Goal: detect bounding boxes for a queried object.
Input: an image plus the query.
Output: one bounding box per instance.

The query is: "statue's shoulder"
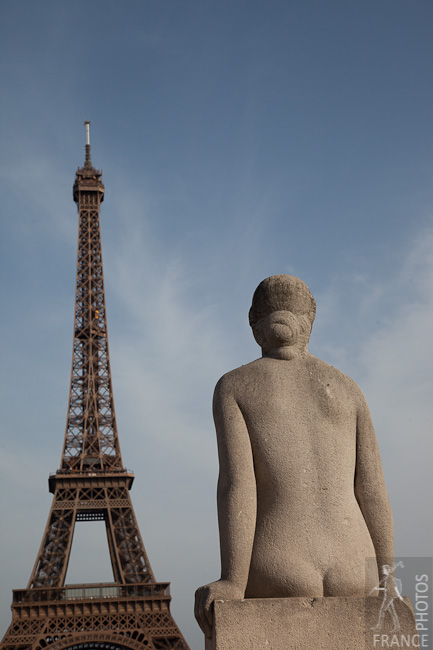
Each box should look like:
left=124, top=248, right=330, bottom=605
left=305, top=354, right=364, bottom=398
left=214, top=359, right=263, bottom=396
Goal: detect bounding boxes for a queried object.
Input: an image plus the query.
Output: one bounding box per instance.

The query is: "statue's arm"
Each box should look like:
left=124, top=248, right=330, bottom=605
left=354, top=393, right=394, bottom=572
left=194, top=374, right=256, bottom=637
left=214, top=375, right=257, bottom=587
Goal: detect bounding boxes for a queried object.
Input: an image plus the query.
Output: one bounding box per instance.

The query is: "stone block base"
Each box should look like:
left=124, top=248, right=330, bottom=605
left=205, top=597, right=418, bottom=650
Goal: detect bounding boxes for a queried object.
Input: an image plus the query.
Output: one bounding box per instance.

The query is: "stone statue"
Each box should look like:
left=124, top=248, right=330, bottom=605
left=195, top=275, right=394, bottom=639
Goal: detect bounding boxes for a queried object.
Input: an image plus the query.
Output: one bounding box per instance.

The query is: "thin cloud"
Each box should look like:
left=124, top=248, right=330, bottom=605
left=313, top=226, right=433, bottom=557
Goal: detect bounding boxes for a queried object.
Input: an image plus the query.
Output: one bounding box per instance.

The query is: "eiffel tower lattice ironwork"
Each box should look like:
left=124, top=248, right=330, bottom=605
left=0, top=123, right=190, bottom=650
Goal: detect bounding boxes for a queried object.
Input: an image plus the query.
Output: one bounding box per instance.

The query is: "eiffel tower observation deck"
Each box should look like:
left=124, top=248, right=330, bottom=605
left=0, top=123, right=190, bottom=650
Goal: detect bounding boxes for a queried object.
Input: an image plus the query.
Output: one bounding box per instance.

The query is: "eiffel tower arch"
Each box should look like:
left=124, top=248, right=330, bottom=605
left=0, top=123, right=190, bottom=650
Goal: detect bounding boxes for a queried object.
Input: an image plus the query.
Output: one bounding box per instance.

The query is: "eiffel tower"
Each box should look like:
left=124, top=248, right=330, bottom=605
left=0, top=123, right=190, bottom=650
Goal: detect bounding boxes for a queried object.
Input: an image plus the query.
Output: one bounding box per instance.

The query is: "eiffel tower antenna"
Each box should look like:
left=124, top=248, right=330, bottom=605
left=0, top=124, right=190, bottom=650
left=84, top=120, right=92, bottom=167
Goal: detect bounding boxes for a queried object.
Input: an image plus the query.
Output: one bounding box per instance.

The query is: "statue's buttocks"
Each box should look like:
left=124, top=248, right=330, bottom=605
left=195, top=275, right=394, bottom=639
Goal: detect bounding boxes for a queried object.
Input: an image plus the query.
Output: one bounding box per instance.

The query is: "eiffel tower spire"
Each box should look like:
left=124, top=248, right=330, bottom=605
left=0, top=124, right=190, bottom=650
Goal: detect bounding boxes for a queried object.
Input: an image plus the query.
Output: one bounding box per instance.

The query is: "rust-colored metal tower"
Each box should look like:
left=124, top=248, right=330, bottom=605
left=0, top=123, right=190, bottom=650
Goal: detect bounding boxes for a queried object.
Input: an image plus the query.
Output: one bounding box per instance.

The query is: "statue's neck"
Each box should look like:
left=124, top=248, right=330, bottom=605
left=262, top=344, right=309, bottom=361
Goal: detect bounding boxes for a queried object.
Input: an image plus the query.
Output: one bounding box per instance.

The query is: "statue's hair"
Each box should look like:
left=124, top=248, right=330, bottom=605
left=249, top=275, right=316, bottom=327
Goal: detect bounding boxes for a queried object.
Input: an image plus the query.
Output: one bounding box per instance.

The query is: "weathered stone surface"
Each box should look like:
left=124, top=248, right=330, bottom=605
left=206, top=597, right=418, bottom=650
left=195, top=275, right=396, bottom=642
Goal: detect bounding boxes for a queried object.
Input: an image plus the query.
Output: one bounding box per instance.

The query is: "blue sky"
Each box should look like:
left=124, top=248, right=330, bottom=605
left=0, top=2, right=432, bottom=649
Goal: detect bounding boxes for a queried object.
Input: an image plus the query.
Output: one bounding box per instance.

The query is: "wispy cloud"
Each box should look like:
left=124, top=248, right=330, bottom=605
left=313, top=225, right=433, bottom=556
left=0, top=154, right=76, bottom=242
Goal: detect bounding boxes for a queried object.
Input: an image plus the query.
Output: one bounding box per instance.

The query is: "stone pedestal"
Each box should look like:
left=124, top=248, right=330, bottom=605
left=205, top=597, right=418, bottom=650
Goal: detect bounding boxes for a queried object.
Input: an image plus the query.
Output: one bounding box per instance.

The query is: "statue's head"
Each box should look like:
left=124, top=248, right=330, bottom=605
left=249, top=275, right=316, bottom=357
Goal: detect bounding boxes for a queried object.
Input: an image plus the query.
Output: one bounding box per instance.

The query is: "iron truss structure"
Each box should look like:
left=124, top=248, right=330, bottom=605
left=0, top=126, right=190, bottom=650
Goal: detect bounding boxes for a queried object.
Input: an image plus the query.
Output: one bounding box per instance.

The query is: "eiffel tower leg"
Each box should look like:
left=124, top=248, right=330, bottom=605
left=105, top=493, right=153, bottom=584
left=28, top=496, right=76, bottom=589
